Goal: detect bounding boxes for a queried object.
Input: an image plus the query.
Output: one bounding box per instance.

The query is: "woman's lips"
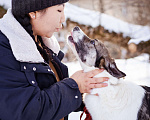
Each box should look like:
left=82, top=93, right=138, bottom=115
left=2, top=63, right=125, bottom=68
left=55, top=27, right=62, bottom=32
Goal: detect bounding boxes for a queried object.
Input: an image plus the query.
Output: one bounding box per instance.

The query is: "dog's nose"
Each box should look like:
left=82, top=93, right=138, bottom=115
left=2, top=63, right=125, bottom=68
left=73, top=26, right=80, bottom=31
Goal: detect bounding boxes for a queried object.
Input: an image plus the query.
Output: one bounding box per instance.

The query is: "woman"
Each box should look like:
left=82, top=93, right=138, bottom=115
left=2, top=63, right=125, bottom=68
left=0, top=0, right=108, bottom=120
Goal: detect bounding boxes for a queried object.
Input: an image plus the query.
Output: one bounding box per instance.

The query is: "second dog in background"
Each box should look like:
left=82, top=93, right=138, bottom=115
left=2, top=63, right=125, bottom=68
left=68, top=26, right=149, bottom=120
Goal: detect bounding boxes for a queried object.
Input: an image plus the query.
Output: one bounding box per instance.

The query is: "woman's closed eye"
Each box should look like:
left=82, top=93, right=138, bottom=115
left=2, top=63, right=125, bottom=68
left=57, top=10, right=62, bottom=12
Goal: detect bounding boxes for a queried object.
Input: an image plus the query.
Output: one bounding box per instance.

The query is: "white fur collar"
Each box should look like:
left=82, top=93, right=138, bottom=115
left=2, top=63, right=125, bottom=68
left=0, top=9, right=60, bottom=63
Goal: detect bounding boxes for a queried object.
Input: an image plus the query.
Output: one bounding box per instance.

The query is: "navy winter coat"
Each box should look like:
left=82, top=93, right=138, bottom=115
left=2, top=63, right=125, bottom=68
left=0, top=9, right=82, bottom=120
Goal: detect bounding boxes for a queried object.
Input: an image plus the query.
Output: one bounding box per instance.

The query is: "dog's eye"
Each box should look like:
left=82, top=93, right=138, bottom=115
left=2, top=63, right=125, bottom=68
left=90, top=40, right=95, bottom=45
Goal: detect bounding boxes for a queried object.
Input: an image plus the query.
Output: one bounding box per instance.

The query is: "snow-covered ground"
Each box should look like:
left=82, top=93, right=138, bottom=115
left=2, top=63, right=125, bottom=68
left=66, top=53, right=150, bottom=120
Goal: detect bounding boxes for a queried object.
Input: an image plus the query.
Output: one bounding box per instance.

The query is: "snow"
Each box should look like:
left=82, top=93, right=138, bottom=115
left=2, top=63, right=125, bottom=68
left=64, top=3, right=150, bottom=44
left=128, top=34, right=150, bottom=44
left=66, top=53, right=150, bottom=120
left=0, top=0, right=11, bottom=9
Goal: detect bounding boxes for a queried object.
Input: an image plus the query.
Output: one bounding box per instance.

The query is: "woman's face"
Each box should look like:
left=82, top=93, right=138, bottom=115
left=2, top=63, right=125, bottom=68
left=30, top=4, right=65, bottom=38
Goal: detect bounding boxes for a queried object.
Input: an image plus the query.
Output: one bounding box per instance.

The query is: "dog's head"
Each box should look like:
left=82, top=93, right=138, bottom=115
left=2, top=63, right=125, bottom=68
left=68, top=26, right=126, bottom=79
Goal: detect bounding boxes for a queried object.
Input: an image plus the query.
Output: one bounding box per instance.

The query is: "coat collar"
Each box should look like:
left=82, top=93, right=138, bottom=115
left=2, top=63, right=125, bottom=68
left=0, top=9, right=44, bottom=63
left=0, top=9, right=60, bottom=63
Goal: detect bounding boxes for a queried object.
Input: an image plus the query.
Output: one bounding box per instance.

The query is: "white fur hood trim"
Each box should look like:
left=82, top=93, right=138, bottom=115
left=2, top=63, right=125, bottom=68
left=0, top=9, right=60, bottom=63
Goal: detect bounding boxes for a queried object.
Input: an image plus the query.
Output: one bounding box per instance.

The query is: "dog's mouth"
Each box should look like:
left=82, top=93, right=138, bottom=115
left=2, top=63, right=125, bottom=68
left=68, top=35, right=74, bottom=44
left=68, top=31, right=76, bottom=45
left=68, top=26, right=82, bottom=45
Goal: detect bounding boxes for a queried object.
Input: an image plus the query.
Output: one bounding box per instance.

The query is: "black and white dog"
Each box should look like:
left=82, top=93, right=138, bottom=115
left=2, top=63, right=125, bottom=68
left=68, top=26, right=150, bottom=120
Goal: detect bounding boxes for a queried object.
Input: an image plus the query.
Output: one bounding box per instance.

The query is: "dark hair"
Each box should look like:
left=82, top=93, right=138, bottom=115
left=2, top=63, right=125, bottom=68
left=12, top=0, right=69, bottom=16
left=14, top=13, right=51, bottom=64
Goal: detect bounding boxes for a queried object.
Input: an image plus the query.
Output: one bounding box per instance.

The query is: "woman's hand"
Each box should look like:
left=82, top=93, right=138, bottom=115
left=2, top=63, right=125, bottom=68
left=70, top=69, right=108, bottom=93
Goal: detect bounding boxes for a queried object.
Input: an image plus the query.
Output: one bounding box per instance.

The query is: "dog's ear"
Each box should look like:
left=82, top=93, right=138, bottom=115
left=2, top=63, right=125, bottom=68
left=94, top=40, right=126, bottom=78
left=97, top=57, right=126, bottom=78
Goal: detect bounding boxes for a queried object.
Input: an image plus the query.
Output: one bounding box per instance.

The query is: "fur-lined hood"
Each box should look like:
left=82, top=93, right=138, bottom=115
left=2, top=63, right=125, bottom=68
left=0, top=9, right=60, bottom=63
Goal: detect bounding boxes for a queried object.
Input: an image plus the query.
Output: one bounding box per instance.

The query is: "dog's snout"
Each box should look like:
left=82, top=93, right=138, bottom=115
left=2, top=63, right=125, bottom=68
left=73, top=26, right=80, bottom=31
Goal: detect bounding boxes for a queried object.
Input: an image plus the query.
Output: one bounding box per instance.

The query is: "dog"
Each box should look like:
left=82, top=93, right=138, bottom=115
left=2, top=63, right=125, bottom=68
left=68, top=26, right=150, bottom=120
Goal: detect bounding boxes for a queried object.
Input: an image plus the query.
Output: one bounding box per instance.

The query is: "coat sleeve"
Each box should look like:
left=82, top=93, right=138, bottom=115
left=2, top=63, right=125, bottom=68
left=0, top=54, right=82, bottom=120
